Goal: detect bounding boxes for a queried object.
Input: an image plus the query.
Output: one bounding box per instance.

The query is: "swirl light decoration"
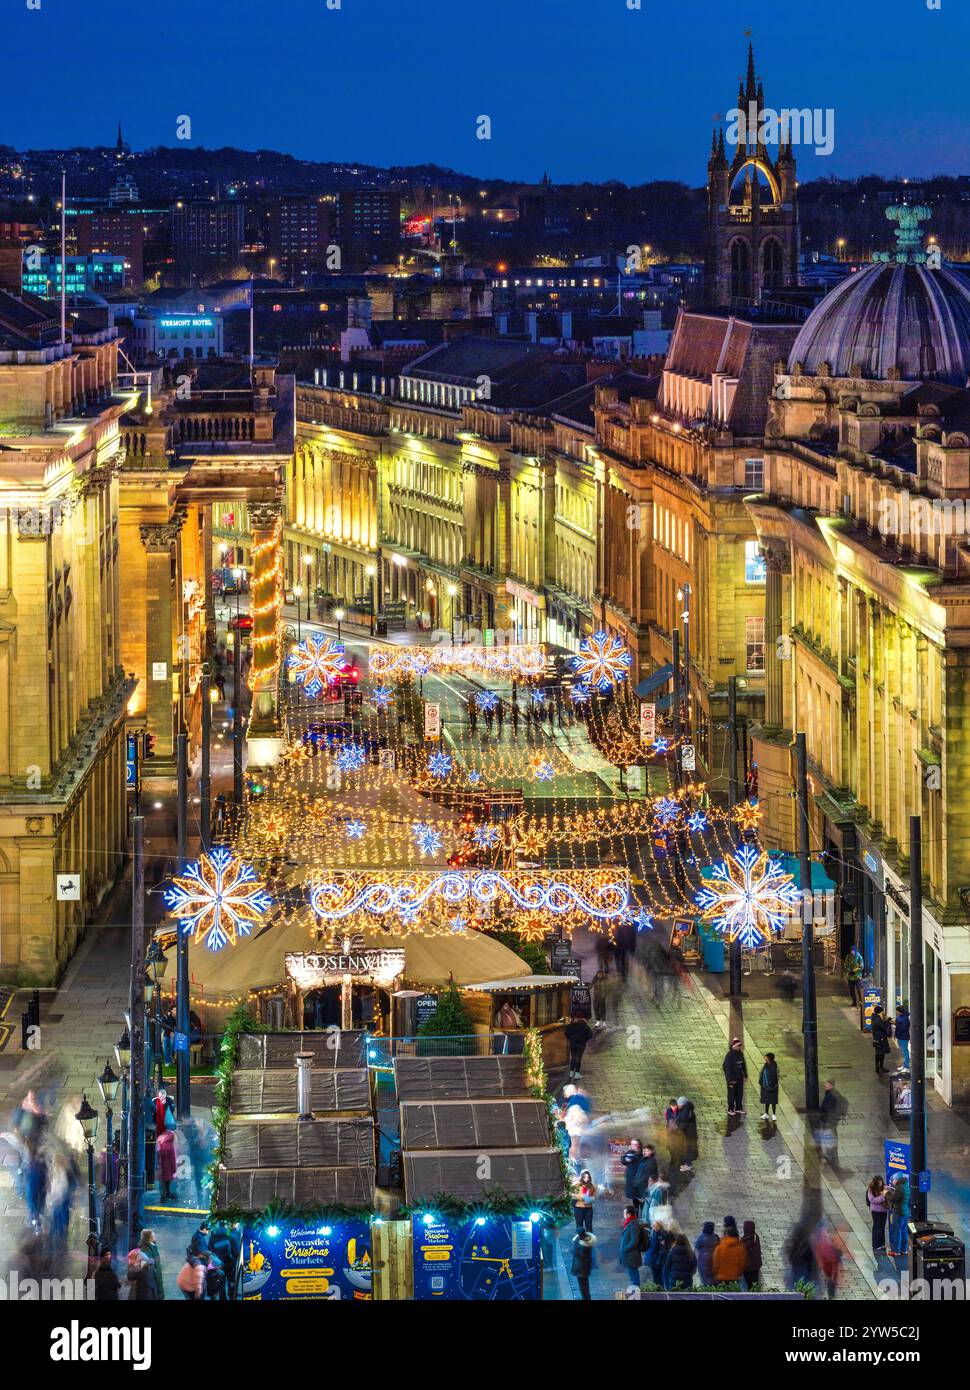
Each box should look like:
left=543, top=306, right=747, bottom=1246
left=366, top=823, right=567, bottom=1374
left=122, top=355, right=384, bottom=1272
left=369, top=643, right=546, bottom=681
left=695, top=844, right=801, bottom=949
left=571, top=631, right=632, bottom=692
left=163, top=847, right=272, bottom=951
left=287, top=633, right=347, bottom=698
left=309, top=869, right=631, bottom=932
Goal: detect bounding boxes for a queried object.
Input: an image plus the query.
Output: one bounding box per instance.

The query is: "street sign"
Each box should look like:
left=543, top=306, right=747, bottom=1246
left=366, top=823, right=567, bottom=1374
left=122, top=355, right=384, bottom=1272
left=918, top=1169, right=932, bottom=1193
left=379, top=749, right=396, bottom=770
left=483, top=628, right=494, bottom=647
left=884, top=1138, right=910, bottom=1181
left=126, top=732, right=139, bottom=789
left=56, top=874, right=81, bottom=902
left=424, top=703, right=441, bottom=739
left=681, top=743, right=696, bottom=771
left=639, top=703, right=656, bottom=743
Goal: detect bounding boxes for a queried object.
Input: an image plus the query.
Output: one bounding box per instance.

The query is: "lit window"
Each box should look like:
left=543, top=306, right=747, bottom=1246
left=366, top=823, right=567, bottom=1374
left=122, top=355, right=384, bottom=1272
left=744, top=541, right=766, bottom=584
left=744, top=457, right=765, bottom=491
left=746, top=616, right=766, bottom=673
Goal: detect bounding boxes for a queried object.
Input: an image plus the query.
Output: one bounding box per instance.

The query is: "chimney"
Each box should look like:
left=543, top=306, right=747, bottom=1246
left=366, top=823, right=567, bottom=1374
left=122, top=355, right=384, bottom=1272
left=295, top=1052, right=314, bottom=1120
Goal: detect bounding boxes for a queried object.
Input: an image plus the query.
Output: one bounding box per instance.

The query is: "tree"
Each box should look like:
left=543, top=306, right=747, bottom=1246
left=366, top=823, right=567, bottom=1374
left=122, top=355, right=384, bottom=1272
left=417, top=980, right=473, bottom=1037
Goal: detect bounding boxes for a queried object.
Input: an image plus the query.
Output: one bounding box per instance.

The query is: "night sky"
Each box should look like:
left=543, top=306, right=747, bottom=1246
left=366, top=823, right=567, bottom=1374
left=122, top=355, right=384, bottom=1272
left=5, top=0, right=967, bottom=183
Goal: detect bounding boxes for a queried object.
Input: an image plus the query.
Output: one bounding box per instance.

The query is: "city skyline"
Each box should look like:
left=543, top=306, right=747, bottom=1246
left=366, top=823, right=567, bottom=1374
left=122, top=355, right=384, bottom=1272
left=5, top=0, right=969, bottom=184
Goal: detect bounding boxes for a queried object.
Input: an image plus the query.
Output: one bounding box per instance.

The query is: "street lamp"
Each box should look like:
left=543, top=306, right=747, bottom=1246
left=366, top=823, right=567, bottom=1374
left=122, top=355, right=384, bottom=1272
left=146, top=940, right=168, bottom=1092
left=114, top=1028, right=130, bottom=1187
left=447, top=583, right=458, bottom=645
left=334, top=607, right=345, bottom=645
left=366, top=564, right=376, bottom=636
left=294, top=585, right=302, bottom=641
left=75, top=1094, right=99, bottom=1271
left=97, top=1061, right=120, bottom=1198
left=303, top=553, right=313, bottom=621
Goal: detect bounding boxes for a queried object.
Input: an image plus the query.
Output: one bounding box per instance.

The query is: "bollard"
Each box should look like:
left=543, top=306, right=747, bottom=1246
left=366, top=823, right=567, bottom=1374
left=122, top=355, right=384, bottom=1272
left=21, top=1011, right=30, bottom=1051
left=30, top=989, right=40, bottom=1028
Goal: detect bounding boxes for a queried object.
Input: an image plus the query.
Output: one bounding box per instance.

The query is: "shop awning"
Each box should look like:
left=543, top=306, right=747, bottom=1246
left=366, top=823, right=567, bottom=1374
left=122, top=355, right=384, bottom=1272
left=634, top=663, right=674, bottom=700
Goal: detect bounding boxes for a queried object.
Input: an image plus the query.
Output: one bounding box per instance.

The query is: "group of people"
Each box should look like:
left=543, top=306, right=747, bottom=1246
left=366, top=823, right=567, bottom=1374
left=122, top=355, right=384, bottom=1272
left=870, top=1004, right=911, bottom=1074
left=95, top=1220, right=241, bottom=1302
left=613, top=1210, right=765, bottom=1294
left=3, top=1090, right=83, bottom=1265
left=865, top=1173, right=910, bottom=1257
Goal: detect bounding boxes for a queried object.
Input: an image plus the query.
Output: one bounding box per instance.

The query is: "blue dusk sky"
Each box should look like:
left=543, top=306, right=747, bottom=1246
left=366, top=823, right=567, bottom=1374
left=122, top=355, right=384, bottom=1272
left=3, top=0, right=967, bottom=184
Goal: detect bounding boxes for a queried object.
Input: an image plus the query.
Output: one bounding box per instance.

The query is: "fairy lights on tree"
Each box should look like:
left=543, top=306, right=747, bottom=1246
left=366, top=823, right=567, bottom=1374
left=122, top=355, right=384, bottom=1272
left=164, top=848, right=272, bottom=951
left=694, top=844, right=801, bottom=949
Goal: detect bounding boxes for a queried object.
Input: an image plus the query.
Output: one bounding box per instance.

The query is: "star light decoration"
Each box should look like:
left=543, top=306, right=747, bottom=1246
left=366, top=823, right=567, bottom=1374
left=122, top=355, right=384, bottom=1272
left=335, top=743, right=367, bottom=772
left=163, top=847, right=271, bottom=952
left=345, top=819, right=367, bottom=840
left=653, top=797, right=680, bottom=827
left=571, top=630, right=632, bottom=693
left=531, top=689, right=546, bottom=707
left=427, top=750, right=453, bottom=779
left=687, top=811, right=708, bottom=833
left=732, top=799, right=762, bottom=832
left=472, top=824, right=501, bottom=850
left=475, top=689, right=499, bottom=712
left=695, top=844, right=802, bottom=949
left=651, top=736, right=671, bottom=755
left=370, top=686, right=394, bottom=710
left=532, top=758, right=556, bottom=783
left=413, top=824, right=443, bottom=856
left=287, top=633, right=346, bottom=698
left=570, top=683, right=591, bottom=705
left=626, top=906, right=654, bottom=933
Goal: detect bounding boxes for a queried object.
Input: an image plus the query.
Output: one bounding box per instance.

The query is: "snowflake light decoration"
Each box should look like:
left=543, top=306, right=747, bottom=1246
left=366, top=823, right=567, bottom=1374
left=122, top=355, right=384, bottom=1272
left=687, top=811, right=708, bottom=833
left=626, top=906, right=654, bottom=933
left=651, top=736, right=671, bottom=755
left=164, top=847, right=271, bottom=952
left=345, top=819, right=367, bottom=840
left=287, top=633, right=346, bottom=698
left=475, top=689, right=499, bottom=712
left=533, top=758, right=556, bottom=783
left=413, top=824, right=443, bottom=856
left=467, top=770, right=482, bottom=784
left=570, top=683, right=591, bottom=704
left=653, top=797, right=680, bottom=827
left=571, top=630, right=632, bottom=693
left=531, top=689, right=546, bottom=707
left=472, top=824, right=500, bottom=849
left=335, top=743, right=367, bottom=772
left=427, top=751, right=453, bottom=779
left=370, top=686, right=394, bottom=709
left=733, top=799, right=761, bottom=832
left=695, top=844, right=801, bottom=949
left=450, top=914, right=468, bottom=934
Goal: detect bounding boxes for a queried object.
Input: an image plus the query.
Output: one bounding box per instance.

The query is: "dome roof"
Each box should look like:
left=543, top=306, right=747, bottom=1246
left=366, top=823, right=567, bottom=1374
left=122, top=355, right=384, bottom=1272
left=788, top=264, right=970, bottom=384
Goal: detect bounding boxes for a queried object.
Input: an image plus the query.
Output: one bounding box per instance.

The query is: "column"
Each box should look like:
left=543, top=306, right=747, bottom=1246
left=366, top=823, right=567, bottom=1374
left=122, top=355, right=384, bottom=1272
left=139, top=521, right=181, bottom=760
left=763, top=543, right=790, bottom=731
left=246, top=499, right=284, bottom=768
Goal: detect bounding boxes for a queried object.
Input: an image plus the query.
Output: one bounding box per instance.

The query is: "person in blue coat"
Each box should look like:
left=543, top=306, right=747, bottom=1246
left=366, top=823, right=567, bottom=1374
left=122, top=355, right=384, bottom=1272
left=694, top=1221, right=719, bottom=1284
left=663, top=1232, right=697, bottom=1290
left=894, top=1004, right=911, bottom=1070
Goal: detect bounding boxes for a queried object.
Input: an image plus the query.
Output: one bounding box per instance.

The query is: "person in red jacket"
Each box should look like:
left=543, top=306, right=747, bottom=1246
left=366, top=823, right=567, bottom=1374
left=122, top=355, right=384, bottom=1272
left=156, top=1127, right=177, bottom=1202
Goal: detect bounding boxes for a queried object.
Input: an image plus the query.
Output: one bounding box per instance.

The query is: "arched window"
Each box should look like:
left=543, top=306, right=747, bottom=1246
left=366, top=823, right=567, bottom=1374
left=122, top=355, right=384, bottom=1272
left=730, top=240, right=751, bottom=302
left=762, top=238, right=783, bottom=290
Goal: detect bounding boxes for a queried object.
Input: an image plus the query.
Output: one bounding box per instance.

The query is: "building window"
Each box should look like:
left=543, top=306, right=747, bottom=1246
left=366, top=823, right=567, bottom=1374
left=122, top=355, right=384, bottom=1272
left=744, top=540, right=766, bottom=584
left=746, top=616, right=766, bottom=672
left=744, top=457, right=764, bottom=491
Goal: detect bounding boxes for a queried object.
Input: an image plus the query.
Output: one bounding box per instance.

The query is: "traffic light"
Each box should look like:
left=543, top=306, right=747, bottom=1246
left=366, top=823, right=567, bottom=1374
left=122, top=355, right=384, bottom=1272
left=141, top=732, right=156, bottom=760
left=247, top=776, right=265, bottom=800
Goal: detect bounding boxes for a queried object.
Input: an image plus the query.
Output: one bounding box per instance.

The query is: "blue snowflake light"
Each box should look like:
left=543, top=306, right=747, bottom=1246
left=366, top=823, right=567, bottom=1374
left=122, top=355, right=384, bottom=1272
left=627, top=906, right=654, bottom=933
left=472, top=824, right=500, bottom=849
left=687, top=811, right=708, bottom=833
left=570, top=683, right=591, bottom=704
left=427, top=751, right=453, bottom=779
left=335, top=743, right=367, bottom=772
left=695, top=844, right=802, bottom=949
left=475, top=689, right=499, bottom=712
left=533, top=758, right=556, bottom=782
left=287, top=633, right=346, bottom=698
left=370, top=686, right=394, bottom=709
left=651, top=736, right=671, bottom=755
left=412, top=824, right=443, bottom=856
left=571, top=630, right=632, bottom=693
left=467, top=770, right=482, bottom=784
left=164, top=848, right=271, bottom=952
left=653, top=797, right=680, bottom=826
left=531, top=689, right=546, bottom=707
left=450, top=914, right=468, bottom=933
left=345, top=819, right=367, bottom=840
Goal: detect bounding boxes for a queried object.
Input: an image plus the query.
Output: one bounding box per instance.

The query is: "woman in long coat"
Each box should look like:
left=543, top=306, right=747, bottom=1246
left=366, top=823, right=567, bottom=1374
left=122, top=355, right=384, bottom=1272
left=674, top=1096, right=699, bottom=1171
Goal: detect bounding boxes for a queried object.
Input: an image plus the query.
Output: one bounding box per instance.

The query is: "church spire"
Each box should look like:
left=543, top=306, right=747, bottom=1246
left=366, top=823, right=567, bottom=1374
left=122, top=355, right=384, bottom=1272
left=745, top=42, right=757, bottom=102
left=116, top=121, right=124, bottom=152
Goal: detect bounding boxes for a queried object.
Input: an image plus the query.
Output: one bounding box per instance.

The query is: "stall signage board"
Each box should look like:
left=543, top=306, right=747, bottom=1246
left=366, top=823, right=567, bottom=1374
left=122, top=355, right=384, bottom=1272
left=241, top=1221, right=373, bottom=1301
left=560, top=957, right=582, bottom=979
left=570, top=983, right=592, bottom=1017
left=551, top=940, right=573, bottom=968
left=412, top=1216, right=540, bottom=1301
left=284, top=949, right=406, bottom=989
left=424, top=703, right=441, bottom=739
left=884, top=1138, right=910, bottom=1182
left=639, top=703, right=656, bottom=743
left=415, top=993, right=438, bottom=1027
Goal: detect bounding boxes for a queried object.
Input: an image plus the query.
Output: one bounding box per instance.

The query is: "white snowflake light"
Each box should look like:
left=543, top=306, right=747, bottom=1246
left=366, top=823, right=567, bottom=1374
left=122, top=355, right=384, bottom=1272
left=370, top=686, right=393, bottom=709
left=533, top=758, right=556, bottom=782
left=472, top=824, right=500, bottom=849
left=476, top=689, right=498, bottom=712
left=336, top=743, right=367, bottom=772
left=695, top=844, right=801, bottom=949
left=164, top=848, right=271, bottom=952
left=427, top=751, right=453, bottom=779
left=287, top=633, right=346, bottom=698
left=413, top=824, right=443, bottom=856
left=571, top=630, right=632, bottom=693
left=345, top=819, right=367, bottom=839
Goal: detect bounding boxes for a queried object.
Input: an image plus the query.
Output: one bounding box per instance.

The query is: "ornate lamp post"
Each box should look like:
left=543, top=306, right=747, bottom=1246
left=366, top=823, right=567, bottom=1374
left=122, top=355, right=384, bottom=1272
left=334, top=607, right=345, bottom=645
left=114, top=1027, right=130, bottom=1187
left=303, top=553, right=313, bottom=621
left=146, top=939, right=169, bottom=1091
left=75, top=1094, right=99, bottom=1272
left=97, top=1061, right=120, bottom=1198
left=366, top=565, right=376, bottom=636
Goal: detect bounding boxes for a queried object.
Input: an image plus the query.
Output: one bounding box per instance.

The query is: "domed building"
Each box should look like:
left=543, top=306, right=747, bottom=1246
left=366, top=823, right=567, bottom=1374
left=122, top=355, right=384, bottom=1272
left=745, top=203, right=970, bottom=1109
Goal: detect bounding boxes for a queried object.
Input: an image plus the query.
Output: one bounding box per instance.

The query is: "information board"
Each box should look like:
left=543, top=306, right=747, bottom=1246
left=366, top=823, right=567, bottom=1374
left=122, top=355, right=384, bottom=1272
left=412, top=1216, right=541, bottom=1301
left=241, top=1221, right=373, bottom=1301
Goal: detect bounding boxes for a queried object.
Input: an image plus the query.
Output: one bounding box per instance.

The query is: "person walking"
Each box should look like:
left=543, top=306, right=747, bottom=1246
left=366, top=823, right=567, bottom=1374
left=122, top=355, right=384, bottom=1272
left=674, top=1095, right=698, bottom=1172
left=866, top=1175, right=889, bottom=1254
left=741, top=1219, right=763, bottom=1290
left=663, top=1232, right=697, bottom=1290
left=843, top=946, right=865, bottom=1005
left=646, top=1221, right=673, bottom=1289
left=93, top=1249, right=120, bottom=1301
left=510, top=696, right=519, bottom=735
left=177, top=1251, right=206, bottom=1300
left=622, top=1140, right=649, bottom=1214
left=591, top=969, right=608, bottom=1028
left=564, top=1013, right=593, bottom=1080
left=813, top=1221, right=844, bottom=1299
left=759, top=1052, right=780, bottom=1121
left=894, top=1003, right=911, bottom=1070
left=572, top=1169, right=596, bottom=1232
left=712, top=1218, right=747, bottom=1285
left=467, top=696, right=477, bottom=735
left=871, top=1007, right=891, bottom=1075
left=723, top=1038, right=748, bottom=1115
left=138, top=1229, right=164, bottom=1300
left=817, top=1079, right=844, bottom=1166
left=694, top=1222, right=719, bottom=1285
left=618, top=1205, right=646, bottom=1288
left=126, top=1249, right=158, bottom=1300
left=156, top=1125, right=177, bottom=1202
left=645, top=1177, right=671, bottom=1226
left=887, top=1173, right=910, bottom=1256
left=495, top=700, right=504, bottom=738
left=571, top=1231, right=596, bottom=1300
left=664, top=1099, right=681, bottom=1172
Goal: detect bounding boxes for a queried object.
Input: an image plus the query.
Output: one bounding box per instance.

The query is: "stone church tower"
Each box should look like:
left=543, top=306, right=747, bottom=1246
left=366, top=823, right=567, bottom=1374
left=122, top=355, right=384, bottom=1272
left=705, top=45, right=800, bottom=305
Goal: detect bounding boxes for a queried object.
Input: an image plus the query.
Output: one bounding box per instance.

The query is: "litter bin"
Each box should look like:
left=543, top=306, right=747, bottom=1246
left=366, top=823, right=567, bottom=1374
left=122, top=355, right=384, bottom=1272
left=908, top=1220, right=966, bottom=1298
left=375, top=617, right=388, bottom=637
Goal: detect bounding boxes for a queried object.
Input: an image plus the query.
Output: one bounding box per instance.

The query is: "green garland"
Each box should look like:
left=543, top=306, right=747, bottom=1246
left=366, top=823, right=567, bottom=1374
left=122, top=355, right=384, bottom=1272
left=400, top=1186, right=571, bottom=1225
left=207, top=1003, right=269, bottom=1212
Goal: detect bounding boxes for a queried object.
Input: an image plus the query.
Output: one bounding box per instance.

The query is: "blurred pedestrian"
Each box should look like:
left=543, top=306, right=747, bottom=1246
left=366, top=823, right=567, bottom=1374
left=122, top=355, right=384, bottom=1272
left=817, top=1079, right=844, bottom=1166
left=723, top=1038, right=748, bottom=1115
left=712, top=1218, right=746, bottom=1285
left=663, top=1232, right=696, bottom=1290
left=126, top=1249, right=158, bottom=1301
left=813, top=1221, right=844, bottom=1299
left=894, top=1003, right=911, bottom=1070
left=564, top=1013, right=593, bottom=1080
left=467, top=696, right=477, bottom=734
left=138, top=1228, right=164, bottom=1300
left=664, top=1098, right=681, bottom=1171
left=11, top=1089, right=46, bottom=1144
left=645, top=1177, right=672, bottom=1226
left=572, top=1168, right=596, bottom=1232
left=177, top=1251, right=206, bottom=1300
left=618, top=1204, right=646, bottom=1288
left=646, top=1220, right=673, bottom=1287
left=46, top=1148, right=79, bottom=1254
left=93, top=1249, right=120, bottom=1301
left=204, top=1251, right=227, bottom=1301
left=741, top=1219, right=763, bottom=1289
left=843, top=946, right=864, bottom=1005
left=156, top=1125, right=177, bottom=1201
left=591, top=969, right=608, bottom=1027
left=496, top=700, right=504, bottom=737
left=784, top=1217, right=818, bottom=1292
left=571, top=1230, right=596, bottom=1300
left=871, top=1007, right=891, bottom=1075
left=866, top=1175, right=888, bottom=1254
left=759, top=1052, right=780, bottom=1121
left=674, top=1095, right=698, bottom=1172
left=23, top=1138, right=47, bottom=1229
left=694, top=1221, right=719, bottom=1285
left=622, top=1138, right=647, bottom=1211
